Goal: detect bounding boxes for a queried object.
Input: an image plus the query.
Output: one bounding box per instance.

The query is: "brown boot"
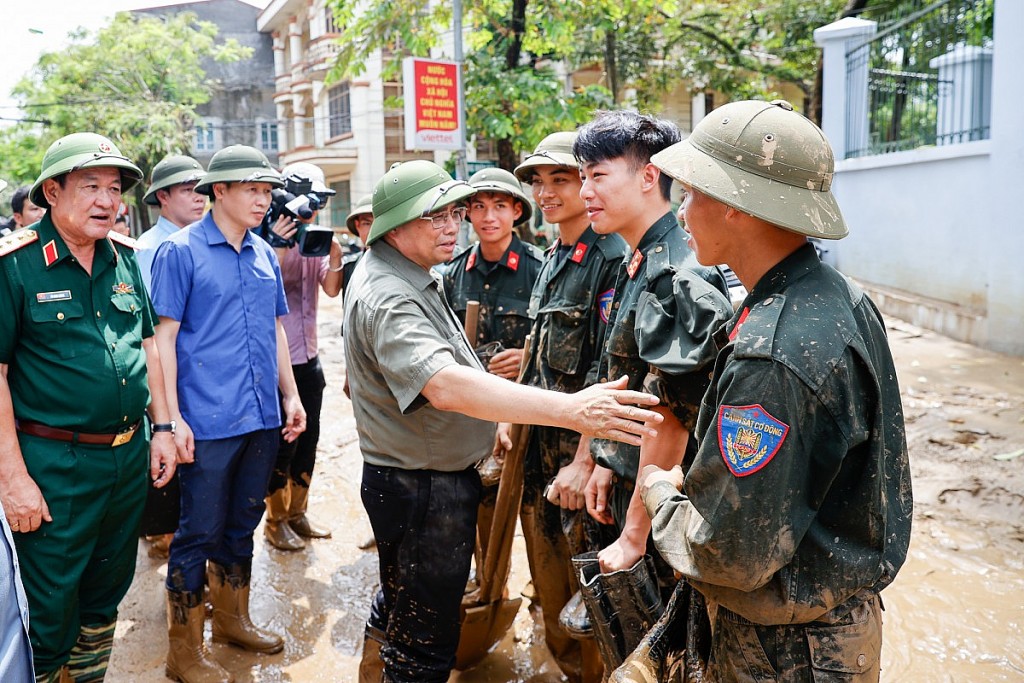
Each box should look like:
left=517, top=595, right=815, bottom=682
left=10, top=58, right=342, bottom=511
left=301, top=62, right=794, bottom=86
left=165, top=590, right=234, bottom=683
left=287, top=482, right=331, bottom=539
left=264, top=487, right=305, bottom=551
left=358, top=627, right=386, bottom=683
left=207, top=562, right=284, bottom=654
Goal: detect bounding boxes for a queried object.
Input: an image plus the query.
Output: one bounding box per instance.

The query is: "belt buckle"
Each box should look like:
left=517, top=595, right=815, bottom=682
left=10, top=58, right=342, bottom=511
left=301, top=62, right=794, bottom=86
left=111, top=426, right=136, bottom=447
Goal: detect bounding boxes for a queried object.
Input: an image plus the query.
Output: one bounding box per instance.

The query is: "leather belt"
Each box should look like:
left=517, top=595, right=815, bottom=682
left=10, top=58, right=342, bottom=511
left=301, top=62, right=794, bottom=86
left=16, top=419, right=141, bottom=447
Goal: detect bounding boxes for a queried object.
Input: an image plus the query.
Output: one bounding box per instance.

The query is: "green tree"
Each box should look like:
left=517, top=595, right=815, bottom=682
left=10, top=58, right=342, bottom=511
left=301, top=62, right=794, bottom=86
left=9, top=12, right=251, bottom=229
left=327, top=0, right=612, bottom=172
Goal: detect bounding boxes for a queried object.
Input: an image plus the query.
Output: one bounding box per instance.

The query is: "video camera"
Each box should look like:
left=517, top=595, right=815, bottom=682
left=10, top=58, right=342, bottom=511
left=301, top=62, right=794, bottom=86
left=257, top=174, right=336, bottom=257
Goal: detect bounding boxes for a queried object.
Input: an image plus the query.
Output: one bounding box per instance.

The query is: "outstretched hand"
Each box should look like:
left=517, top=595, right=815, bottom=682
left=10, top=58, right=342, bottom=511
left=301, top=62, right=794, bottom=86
left=569, top=376, right=662, bottom=445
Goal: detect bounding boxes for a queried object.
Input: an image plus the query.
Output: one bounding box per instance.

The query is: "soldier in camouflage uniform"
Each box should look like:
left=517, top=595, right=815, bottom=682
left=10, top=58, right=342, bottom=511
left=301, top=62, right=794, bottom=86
left=512, top=132, right=626, bottom=682
left=640, top=100, right=913, bottom=682
left=574, top=111, right=730, bottom=584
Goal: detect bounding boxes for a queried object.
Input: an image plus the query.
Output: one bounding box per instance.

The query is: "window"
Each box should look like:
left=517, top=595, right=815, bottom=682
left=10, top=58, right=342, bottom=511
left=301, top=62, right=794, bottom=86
left=258, top=120, right=279, bottom=152
left=383, top=81, right=432, bottom=165
left=329, top=83, right=351, bottom=138
left=194, top=124, right=215, bottom=152
left=329, top=180, right=351, bottom=230
left=324, top=7, right=341, bottom=35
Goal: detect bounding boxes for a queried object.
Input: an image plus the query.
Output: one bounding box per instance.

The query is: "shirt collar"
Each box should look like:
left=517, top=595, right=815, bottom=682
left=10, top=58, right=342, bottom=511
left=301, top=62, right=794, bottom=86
left=468, top=233, right=525, bottom=272
left=198, top=211, right=257, bottom=251
left=635, top=211, right=678, bottom=254
left=36, top=212, right=117, bottom=270
left=153, top=215, right=182, bottom=240
left=742, top=242, right=821, bottom=307
left=372, top=239, right=440, bottom=292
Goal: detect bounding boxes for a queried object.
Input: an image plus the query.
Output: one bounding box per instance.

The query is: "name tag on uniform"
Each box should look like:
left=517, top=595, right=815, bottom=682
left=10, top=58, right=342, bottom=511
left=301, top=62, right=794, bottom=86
left=36, top=290, right=72, bottom=303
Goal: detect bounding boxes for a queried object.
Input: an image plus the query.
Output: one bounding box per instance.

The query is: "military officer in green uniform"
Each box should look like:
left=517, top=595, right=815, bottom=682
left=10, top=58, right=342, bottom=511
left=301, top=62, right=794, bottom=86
left=511, top=131, right=626, bottom=682
left=0, top=132, right=178, bottom=683
left=640, top=100, right=913, bottom=681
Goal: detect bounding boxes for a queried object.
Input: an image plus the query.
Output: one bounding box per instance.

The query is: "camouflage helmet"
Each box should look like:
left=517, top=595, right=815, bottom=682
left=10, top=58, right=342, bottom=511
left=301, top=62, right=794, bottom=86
left=467, top=167, right=532, bottom=225
left=346, top=194, right=373, bottom=232
left=513, top=131, right=578, bottom=181
left=30, top=133, right=144, bottom=209
left=651, top=100, right=847, bottom=239
left=143, top=155, right=206, bottom=206
left=367, top=160, right=475, bottom=246
left=193, top=145, right=283, bottom=197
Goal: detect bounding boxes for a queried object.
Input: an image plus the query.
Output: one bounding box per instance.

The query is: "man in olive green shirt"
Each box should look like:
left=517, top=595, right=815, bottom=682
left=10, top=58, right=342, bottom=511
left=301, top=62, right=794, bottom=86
left=0, top=133, right=178, bottom=683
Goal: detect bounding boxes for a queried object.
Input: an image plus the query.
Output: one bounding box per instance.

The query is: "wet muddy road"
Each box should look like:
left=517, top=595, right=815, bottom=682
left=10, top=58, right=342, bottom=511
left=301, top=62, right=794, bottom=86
left=108, top=299, right=1024, bottom=682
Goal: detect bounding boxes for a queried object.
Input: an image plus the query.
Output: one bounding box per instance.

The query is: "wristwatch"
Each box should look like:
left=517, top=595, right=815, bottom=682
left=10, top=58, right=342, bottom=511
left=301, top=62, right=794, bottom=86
left=152, top=421, right=176, bottom=434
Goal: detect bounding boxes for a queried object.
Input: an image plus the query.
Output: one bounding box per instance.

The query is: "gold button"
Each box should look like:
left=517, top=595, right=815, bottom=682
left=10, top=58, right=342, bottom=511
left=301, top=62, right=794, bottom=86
left=655, top=246, right=664, bottom=253
left=123, top=416, right=128, bottom=422
left=96, top=311, right=102, bottom=318
left=111, top=343, right=116, bottom=350
left=57, top=312, right=65, bottom=321
left=130, top=304, right=136, bottom=312
left=857, top=654, right=867, bottom=667
left=122, top=378, right=127, bottom=386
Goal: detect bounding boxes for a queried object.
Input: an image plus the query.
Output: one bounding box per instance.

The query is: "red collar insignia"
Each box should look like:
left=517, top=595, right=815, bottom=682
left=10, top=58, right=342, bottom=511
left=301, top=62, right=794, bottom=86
left=626, top=249, right=644, bottom=278
left=571, top=242, right=588, bottom=264
left=465, top=250, right=477, bottom=271
left=729, top=307, right=751, bottom=342
left=43, top=240, right=59, bottom=267
left=507, top=251, right=520, bottom=272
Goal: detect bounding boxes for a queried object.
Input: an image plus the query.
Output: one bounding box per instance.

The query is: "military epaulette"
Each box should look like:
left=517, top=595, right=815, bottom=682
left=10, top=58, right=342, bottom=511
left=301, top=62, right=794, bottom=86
left=644, top=242, right=673, bottom=284
left=0, top=229, right=39, bottom=257
left=592, top=233, right=627, bottom=260
left=107, top=230, right=138, bottom=250
left=732, top=295, right=785, bottom=360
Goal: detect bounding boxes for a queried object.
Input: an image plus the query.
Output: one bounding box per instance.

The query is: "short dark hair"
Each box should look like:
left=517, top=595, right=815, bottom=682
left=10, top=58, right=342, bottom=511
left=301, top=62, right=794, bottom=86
left=11, top=186, right=31, bottom=215
left=574, top=110, right=681, bottom=201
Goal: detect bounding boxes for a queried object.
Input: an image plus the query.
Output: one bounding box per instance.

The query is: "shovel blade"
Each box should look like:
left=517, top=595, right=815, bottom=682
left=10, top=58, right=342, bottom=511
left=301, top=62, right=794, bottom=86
left=454, top=597, right=523, bottom=671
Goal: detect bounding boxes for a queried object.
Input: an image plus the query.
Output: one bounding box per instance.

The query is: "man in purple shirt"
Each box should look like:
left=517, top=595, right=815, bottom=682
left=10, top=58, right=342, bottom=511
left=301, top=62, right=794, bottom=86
left=150, top=145, right=306, bottom=683
left=262, top=162, right=343, bottom=551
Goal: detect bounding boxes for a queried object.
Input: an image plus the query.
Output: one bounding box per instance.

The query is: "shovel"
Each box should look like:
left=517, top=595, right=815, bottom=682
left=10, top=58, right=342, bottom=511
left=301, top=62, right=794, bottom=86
left=454, top=336, right=533, bottom=670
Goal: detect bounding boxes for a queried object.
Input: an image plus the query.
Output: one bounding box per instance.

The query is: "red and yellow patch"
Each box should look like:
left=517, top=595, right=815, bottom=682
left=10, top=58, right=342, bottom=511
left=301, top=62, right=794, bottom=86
left=717, top=404, right=789, bottom=477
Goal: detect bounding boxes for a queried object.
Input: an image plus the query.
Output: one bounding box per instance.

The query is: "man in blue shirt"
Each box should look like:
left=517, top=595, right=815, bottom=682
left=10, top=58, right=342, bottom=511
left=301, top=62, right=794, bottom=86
left=0, top=502, right=33, bottom=682
left=136, top=155, right=207, bottom=290
left=151, top=145, right=306, bottom=683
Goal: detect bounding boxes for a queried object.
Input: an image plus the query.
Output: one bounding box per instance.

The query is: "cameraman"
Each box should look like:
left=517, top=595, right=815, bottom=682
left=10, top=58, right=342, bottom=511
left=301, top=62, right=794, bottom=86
left=263, top=162, right=343, bottom=551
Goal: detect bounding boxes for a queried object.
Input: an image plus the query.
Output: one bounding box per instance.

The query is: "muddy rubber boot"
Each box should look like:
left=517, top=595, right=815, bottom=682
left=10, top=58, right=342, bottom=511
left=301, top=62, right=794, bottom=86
left=358, top=626, right=386, bottom=683
left=264, top=488, right=305, bottom=551
left=66, top=621, right=116, bottom=682
left=165, top=590, right=234, bottom=683
left=207, top=562, right=284, bottom=654
left=559, top=589, right=594, bottom=639
left=287, top=482, right=332, bottom=539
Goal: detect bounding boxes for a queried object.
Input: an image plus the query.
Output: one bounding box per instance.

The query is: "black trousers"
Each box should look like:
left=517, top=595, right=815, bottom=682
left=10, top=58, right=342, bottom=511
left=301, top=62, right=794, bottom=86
left=362, top=464, right=481, bottom=683
left=268, top=356, right=326, bottom=493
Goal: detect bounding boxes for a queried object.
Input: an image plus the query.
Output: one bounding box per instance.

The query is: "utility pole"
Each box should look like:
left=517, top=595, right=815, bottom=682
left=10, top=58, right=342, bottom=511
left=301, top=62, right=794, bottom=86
left=453, top=0, right=468, bottom=182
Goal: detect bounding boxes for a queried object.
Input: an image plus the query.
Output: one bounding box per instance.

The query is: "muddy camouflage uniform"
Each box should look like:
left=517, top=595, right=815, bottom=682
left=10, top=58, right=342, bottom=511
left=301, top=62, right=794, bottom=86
left=591, top=212, right=729, bottom=530
left=443, top=233, right=544, bottom=349
left=644, top=244, right=913, bottom=681
left=519, top=226, right=626, bottom=682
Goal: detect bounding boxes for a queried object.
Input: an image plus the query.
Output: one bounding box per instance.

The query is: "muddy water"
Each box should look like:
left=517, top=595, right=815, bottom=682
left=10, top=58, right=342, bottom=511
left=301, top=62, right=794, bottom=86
left=106, top=310, right=1024, bottom=682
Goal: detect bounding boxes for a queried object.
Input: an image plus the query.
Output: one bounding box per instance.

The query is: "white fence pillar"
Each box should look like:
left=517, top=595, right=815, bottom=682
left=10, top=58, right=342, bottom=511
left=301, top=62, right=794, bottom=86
left=930, top=45, right=994, bottom=145
left=814, top=17, right=877, bottom=159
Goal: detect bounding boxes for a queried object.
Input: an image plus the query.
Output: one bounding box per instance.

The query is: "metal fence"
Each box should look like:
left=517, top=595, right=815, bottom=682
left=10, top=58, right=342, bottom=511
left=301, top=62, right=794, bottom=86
left=845, top=0, right=994, bottom=159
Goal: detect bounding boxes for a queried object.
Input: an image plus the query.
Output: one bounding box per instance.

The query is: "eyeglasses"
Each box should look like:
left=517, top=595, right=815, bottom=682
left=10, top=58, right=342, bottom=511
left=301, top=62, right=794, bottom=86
left=420, top=206, right=468, bottom=229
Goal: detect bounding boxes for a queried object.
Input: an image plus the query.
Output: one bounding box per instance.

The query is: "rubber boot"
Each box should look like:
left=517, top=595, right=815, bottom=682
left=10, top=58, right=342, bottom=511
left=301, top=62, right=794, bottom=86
left=559, top=589, right=594, bottom=639
left=165, top=590, right=234, bottom=683
left=207, top=562, right=284, bottom=654
left=66, top=621, right=116, bottom=682
left=264, top=488, right=305, bottom=551
left=287, top=482, right=331, bottom=539
left=358, top=626, right=386, bottom=683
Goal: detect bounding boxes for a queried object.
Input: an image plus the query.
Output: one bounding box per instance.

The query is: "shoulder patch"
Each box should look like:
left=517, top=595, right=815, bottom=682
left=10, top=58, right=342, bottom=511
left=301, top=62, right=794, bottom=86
left=0, top=229, right=39, bottom=257
left=718, top=404, right=789, bottom=477
left=107, top=230, right=138, bottom=249
left=598, top=288, right=614, bottom=324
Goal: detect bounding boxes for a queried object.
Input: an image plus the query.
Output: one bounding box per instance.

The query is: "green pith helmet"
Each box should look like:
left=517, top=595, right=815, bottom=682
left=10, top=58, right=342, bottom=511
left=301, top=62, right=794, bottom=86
left=143, top=155, right=206, bottom=206
left=30, top=133, right=144, bottom=208
left=651, top=100, right=848, bottom=239
left=513, top=131, right=578, bottom=181
left=193, top=145, right=283, bottom=197
left=346, top=194, right=373, bottom=231
left=367, top=160, right=475, bottom=246
left=467, top=167, right=532, bottom=225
